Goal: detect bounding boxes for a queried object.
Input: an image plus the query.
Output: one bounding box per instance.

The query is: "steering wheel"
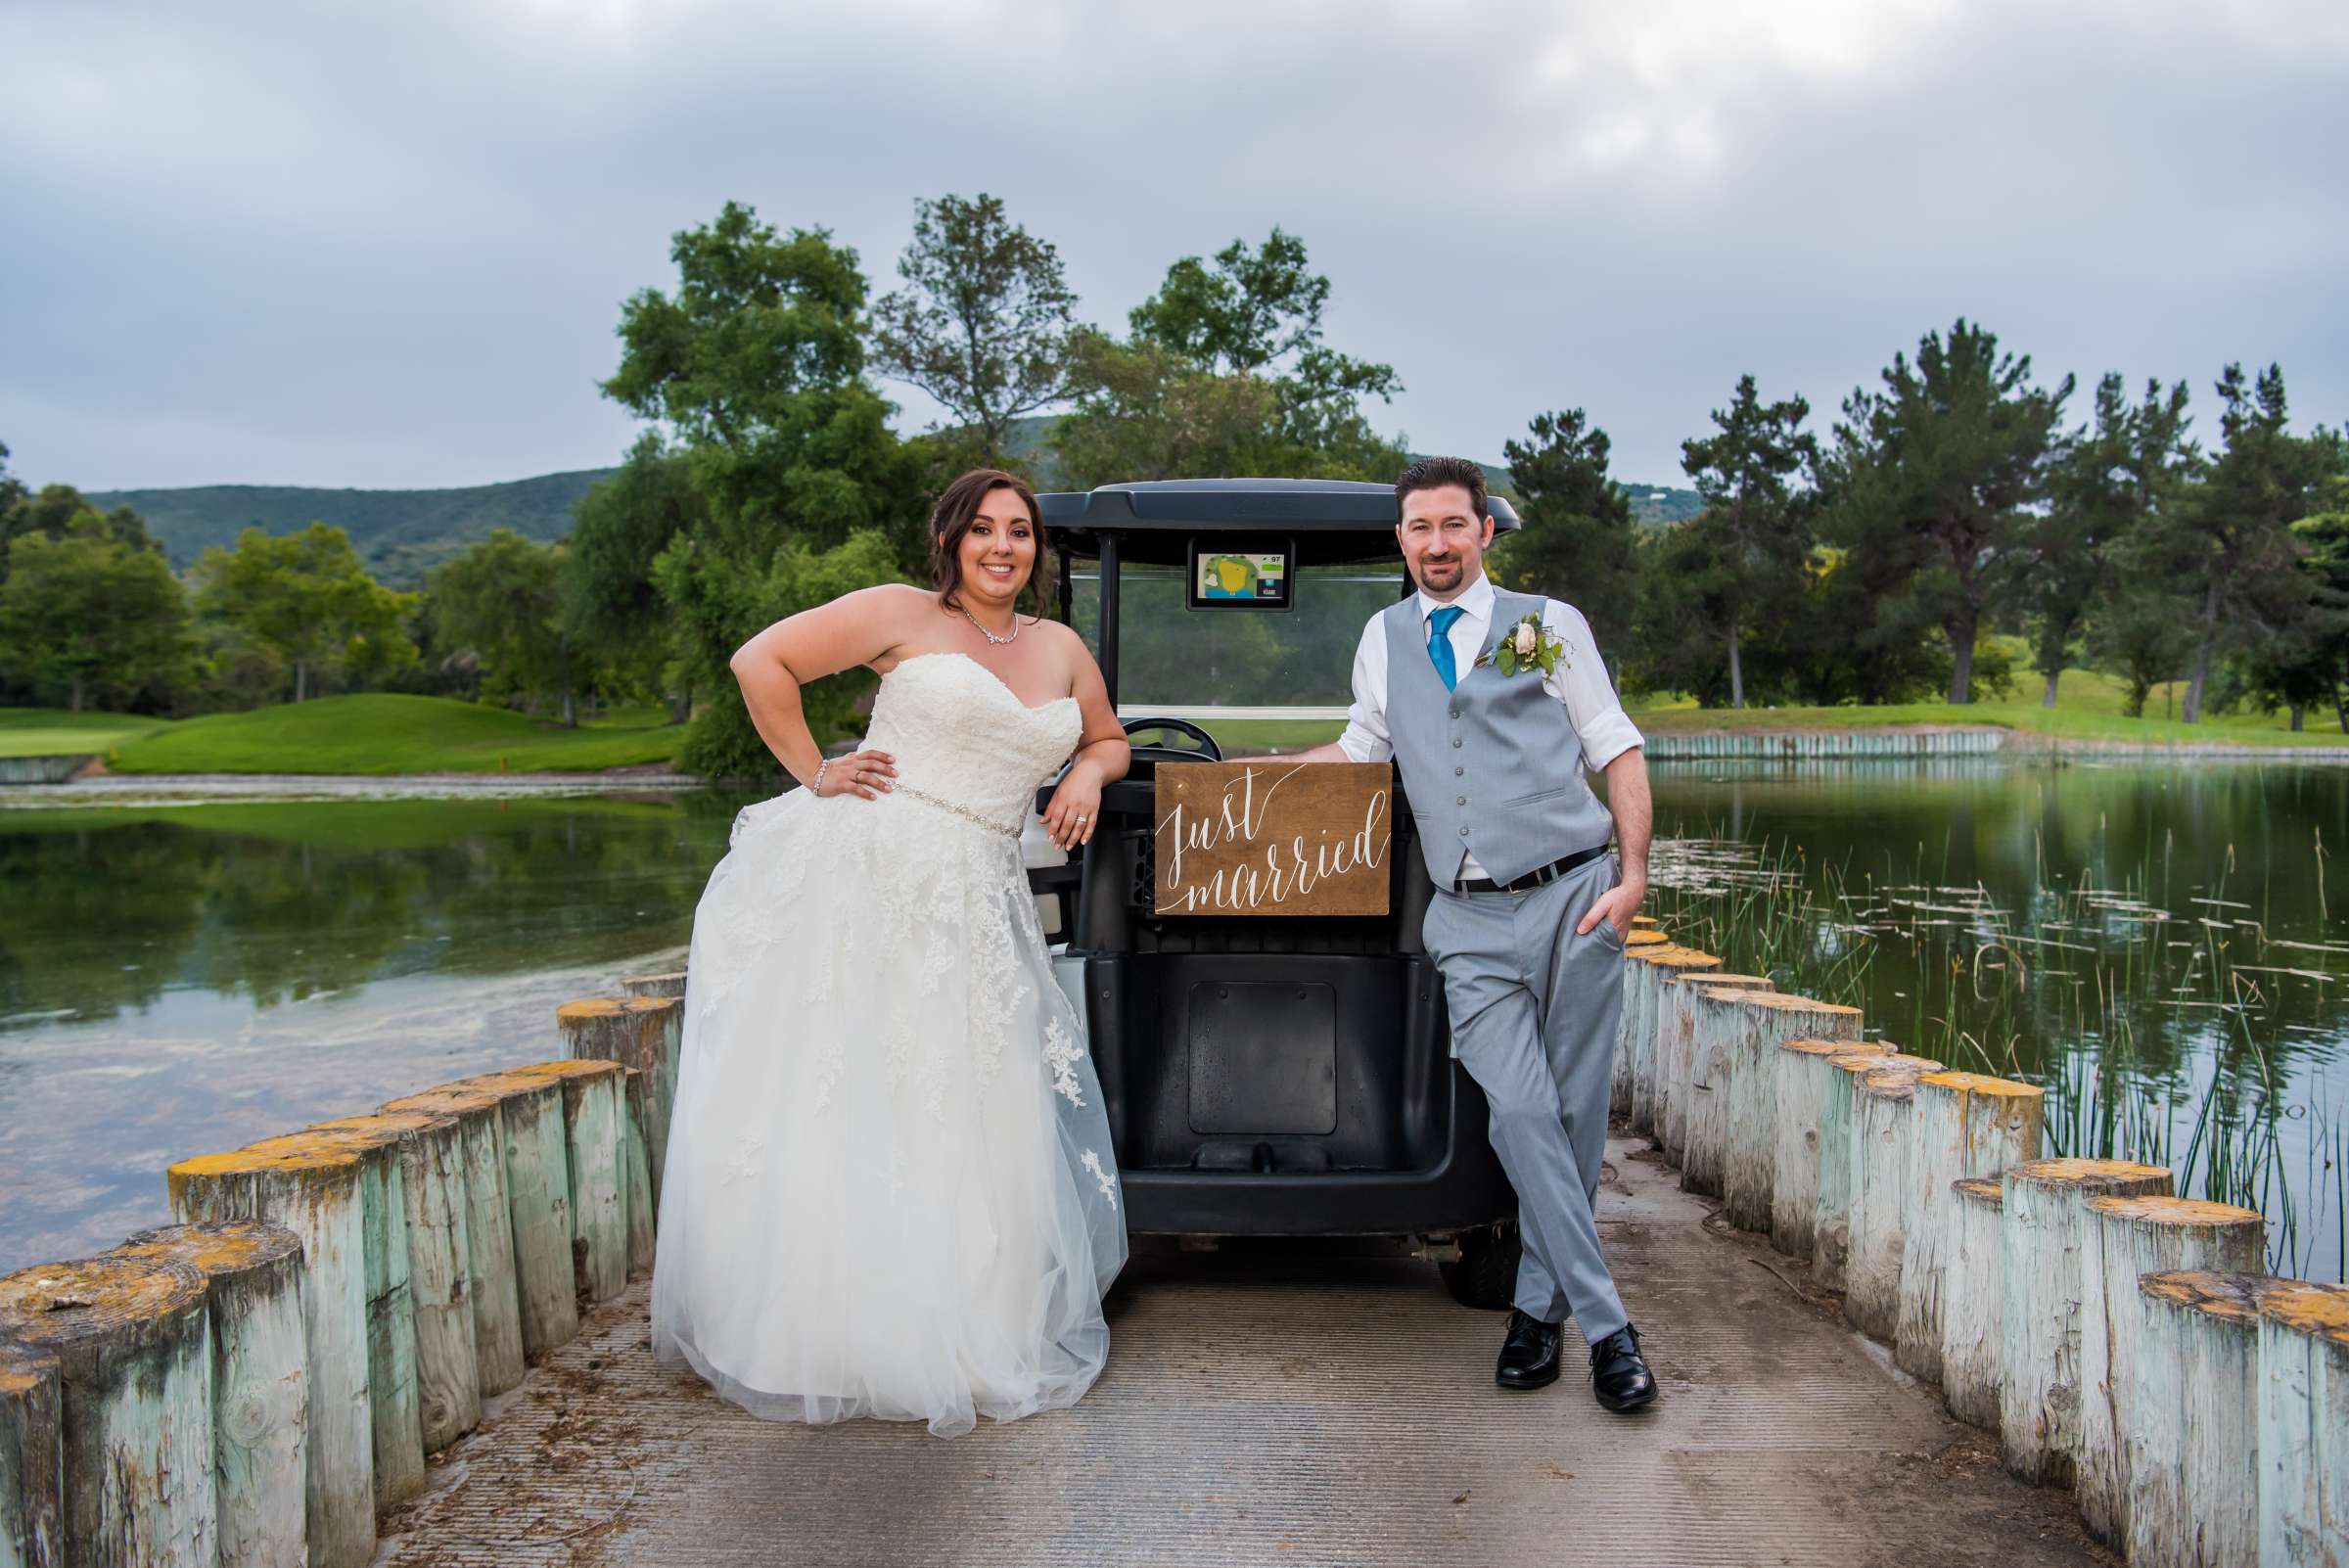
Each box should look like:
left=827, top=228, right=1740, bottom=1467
left=1121, top=715, right=1222, bottom=765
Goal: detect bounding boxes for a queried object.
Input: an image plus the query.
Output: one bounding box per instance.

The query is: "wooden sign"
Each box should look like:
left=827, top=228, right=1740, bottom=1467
left=1154, top=761, right=1392, bottom=917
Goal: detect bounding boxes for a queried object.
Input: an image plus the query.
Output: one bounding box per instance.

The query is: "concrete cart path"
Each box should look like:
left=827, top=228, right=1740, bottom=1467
left=374, top=1138, right=2110, bottom=1568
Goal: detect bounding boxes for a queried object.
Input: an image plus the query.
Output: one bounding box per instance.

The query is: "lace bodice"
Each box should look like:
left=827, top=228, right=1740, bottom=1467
left=864, top=653, right=1084, bottom=836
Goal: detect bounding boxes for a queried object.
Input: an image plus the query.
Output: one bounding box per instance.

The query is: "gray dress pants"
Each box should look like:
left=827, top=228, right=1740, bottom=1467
left=1423, top=853, right=1630, bottom=1344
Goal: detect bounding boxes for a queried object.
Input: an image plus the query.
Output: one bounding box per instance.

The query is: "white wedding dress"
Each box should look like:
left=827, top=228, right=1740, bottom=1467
left=650, top=651, right=1128, bottom=1437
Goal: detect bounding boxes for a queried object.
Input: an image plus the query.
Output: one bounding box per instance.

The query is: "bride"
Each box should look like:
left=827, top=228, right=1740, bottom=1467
left=650, top=468, right=1131, bottom=1437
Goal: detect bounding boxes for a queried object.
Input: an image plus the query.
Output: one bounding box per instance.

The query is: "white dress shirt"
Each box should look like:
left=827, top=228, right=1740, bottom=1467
left=1335, top=572, right=1644, bottom=879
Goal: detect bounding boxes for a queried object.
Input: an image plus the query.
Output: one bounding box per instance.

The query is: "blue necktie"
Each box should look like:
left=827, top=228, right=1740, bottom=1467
left=1428, top=606, right=1464, bottom=692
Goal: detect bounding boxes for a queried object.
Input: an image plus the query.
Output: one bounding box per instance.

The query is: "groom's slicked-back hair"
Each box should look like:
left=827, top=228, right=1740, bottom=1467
left=1395, top=456, right=1489, bottom=527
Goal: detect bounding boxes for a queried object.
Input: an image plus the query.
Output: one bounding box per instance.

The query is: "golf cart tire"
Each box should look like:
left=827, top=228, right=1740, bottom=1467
left=1440, top=1222, right=1521, bottom=1311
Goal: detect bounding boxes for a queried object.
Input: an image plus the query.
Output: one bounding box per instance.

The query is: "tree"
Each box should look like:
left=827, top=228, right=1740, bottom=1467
left=0, top=440, right=23, bottom=520
left=2032, top=376, right=2196, bottom=706
left=2135, top=364, right=2327, bottom=723
left=1671, top=376, right=1819, bottom=707
left=1823, top=320, right=2073, bottom=704
left=870, top=194, right=1077, bottom=471
left=0, top=514, right=193, bottom=712
left=3, top=482, right=160, bottom=583
left=1052, top=227, right=1405, bottom=486
left=562, top=435, right=706, bottom=720
left=653, top=529, right=901, bottom=780
left=429, top=530, right=576, bottom=723
left=2283, top=471, right=2349, bottom=731
left=601, top=202, right=918, bottom=772
left=1490, top=409, right=1641, bottom=667
left=191, top=524, right=417, bottom=702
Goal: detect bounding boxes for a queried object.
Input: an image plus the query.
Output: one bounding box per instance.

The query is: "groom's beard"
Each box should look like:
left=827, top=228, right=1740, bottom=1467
left=1414, top=555, right=1465, bottom=594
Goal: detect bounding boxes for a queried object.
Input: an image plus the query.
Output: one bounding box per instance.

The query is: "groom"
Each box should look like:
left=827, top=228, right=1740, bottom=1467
left=1280, top=456, right=1658, bottom=1410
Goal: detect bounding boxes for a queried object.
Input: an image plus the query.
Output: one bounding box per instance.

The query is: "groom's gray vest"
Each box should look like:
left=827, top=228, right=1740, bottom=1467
left=1384, top=588, right=1616, bottom=887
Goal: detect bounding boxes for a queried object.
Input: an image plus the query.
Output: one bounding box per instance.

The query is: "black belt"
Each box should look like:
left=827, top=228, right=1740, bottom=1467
left=1453, top=842, right=1611, bottom=895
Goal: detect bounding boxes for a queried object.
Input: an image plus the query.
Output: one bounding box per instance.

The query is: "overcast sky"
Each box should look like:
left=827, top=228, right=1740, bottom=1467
left=3, top=0, right=2344, bottom=494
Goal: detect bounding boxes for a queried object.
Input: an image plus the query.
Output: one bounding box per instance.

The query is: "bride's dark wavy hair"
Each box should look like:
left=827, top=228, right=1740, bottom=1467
left=929, top=468, right=1056, bottom=620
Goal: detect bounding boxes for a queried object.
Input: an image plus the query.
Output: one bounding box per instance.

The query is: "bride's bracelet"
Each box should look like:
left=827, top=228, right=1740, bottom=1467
left=811, top=758, right=831, bottom=797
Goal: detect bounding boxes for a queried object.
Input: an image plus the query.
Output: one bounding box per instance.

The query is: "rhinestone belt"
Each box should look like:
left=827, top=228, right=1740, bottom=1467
left=895, top=783, right=1024, bottom=841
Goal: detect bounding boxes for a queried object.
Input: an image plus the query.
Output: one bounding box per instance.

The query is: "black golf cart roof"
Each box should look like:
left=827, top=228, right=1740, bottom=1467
left=1039, top=479, right=1521, bottom=567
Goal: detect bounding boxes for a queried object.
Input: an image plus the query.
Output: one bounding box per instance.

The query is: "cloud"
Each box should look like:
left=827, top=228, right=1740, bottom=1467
left=1, top=0, right=2342, bottom=491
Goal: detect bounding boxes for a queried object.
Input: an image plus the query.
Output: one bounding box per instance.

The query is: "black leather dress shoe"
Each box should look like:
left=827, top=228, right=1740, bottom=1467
left=1495, top=1310, right=1562, bottom=1390
left=1590, top=1322, right=1658, bottom=1411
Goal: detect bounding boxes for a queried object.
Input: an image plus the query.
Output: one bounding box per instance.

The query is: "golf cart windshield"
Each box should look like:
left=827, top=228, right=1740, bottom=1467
left=1044, top=480, right=1520, bottom=754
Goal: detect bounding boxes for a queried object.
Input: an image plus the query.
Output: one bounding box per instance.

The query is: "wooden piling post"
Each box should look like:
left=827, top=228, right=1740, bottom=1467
left=310, top=1111, right=481, bottom=1453
left=1677, top=977, right=1779, bottom=1198
left=247, top=1124, right=425, bottom=1509
left=379, top=1084, right=527, bottom=1397
left=1846, top=1064, right=1928, bottom=1341
left=1817, top=1050, right=1943, bottom=1294
left=169, top=1139, right=374, bottom=1568
left=110, top=1222, right=308, bottom=1568
left=1894, top=1073, right=2045, bottom=1384
left=1999, top=1157, right=2175, bottom=1487
left=1658, top=969, right=1769, bottom=1168
left=0, top=1256, right=216, bottom=1568
left=619, top=971, right=687, bottom=999
left=2128, top=1270, right=2263, bottom=1568
left=1942, top=1177, right=2007, bottom=1430
left=448, top=1069, right=579, bottom=1357
left=1771, top=1039, right=1891, bottom=1260
left=1627, top=948, right=1718, bottom=1139
left=1714, top=992, right=1864, bottom=1234
left=0, top=1337, right=63, bottom=1568
left=2072, top=1197, right=2265, bottom=1547
left=622, top=1066, right=657, bottom=1275
left=498, top=1061, right=630, bottom=1305
left=558, top=995, right=683, bottom=1203
left=2256, top=1277, right=2349, bottom=1566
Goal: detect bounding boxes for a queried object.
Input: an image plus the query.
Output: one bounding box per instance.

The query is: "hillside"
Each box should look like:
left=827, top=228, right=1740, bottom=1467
left=87, top=469, right=618, bottom=587
left=92, top=427, right=1702, bottom=585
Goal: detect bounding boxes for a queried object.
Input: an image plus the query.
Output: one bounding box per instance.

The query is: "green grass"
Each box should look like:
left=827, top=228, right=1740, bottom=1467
left=1627, top=666, right=2349, bottom=748
left=105, top=695, right=683, bottom=775
left=0, top=708, right=176, bottom=759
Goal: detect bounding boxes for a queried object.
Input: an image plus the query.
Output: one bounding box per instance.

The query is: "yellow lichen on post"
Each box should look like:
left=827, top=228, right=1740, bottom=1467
left=0, top=1255, right=216, bottom=1568
left=1624, top=928, right=1667, bottom=948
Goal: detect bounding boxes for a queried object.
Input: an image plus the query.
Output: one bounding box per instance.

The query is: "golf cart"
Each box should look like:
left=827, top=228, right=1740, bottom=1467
left=1027, top=479, right=1525, bottom=1310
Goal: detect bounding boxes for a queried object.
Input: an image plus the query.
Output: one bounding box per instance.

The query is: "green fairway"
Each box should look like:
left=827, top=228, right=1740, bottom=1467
left=105, top=694, right=684, bottom=775
left=0, top=709, right=176, bottom=759
left=1628, top=667, right=2349, bottom=748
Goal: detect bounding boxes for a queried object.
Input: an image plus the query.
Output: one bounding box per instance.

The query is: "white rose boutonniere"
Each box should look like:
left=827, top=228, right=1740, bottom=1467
left=1478, top=611, right=1569, bottom=678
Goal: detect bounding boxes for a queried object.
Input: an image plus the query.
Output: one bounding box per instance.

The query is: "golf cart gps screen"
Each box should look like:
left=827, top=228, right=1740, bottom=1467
left=1187, top=538, right=1293, bottom=611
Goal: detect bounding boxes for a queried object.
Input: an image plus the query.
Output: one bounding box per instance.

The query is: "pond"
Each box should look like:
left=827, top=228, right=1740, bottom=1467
left=2, top=760, right=2344, bottom=1281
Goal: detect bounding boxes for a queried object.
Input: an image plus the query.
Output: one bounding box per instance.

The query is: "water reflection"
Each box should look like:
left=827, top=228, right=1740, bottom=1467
left=1648, top=758, right=2349, bottom=1276
left=0, top=793, right=750, bottom=1272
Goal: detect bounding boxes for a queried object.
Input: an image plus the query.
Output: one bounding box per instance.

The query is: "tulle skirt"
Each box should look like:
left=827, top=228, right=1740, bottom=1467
left=649, top=787, right=1127, bottom=1437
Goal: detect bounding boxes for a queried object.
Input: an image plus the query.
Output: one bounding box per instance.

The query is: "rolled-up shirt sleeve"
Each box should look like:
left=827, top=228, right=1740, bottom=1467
left=1335, top=616, right=1394, bottom=763
left=1543, top=600, right=1643, bottom=770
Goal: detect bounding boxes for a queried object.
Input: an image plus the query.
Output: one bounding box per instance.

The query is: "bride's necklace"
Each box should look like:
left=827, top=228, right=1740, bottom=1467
left=959, top=603, right=1019, bottom=646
